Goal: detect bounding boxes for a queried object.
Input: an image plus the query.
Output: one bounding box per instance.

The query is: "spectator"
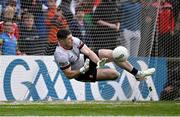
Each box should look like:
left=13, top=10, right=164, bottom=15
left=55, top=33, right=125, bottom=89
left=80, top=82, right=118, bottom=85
left=81, top=0, right=98, bottom=48
left=70, top=0, right=79, bottom=15
left=45, top=0, right=57, bottom=27
left=160, top=61, right=180, bottom=100
left=61, top=0, right=73, bottom=24
left=7, top=0, right=21, bottom=21
left=21, top=0, right=43, bottom=18
left=0, top=5, right=20, bottom=39
left=69, top=6, right=91, bottom=45
left=118, top=0, right=142, bottom=56
left=151, top=0, right=175, bottom=57
left=21, top=0, right=47, bottom=39
left=44, top=0, right=57, bottom=49
left=46, top=5, right=69, bottom=55
left=18, top=13, right=43, bottom=55
left=42, top=0, right=62, bottom=11
left=160, top=82, right=180, bottom=100
left=92, top=0, right=120, bottom=51
left=0, top=20, right=21, bottom=55
left=19, top=13, right=38, bottom=39
left=0, top=0, right=21, bottom=21
left=168, top=0, right=180, bottom=22
left=92, top=0, right=101, bottom=12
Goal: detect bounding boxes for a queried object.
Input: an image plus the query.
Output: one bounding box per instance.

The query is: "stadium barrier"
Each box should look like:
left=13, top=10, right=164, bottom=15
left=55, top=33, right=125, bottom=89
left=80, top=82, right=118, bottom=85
left=0, top=56, right=167, bottom=101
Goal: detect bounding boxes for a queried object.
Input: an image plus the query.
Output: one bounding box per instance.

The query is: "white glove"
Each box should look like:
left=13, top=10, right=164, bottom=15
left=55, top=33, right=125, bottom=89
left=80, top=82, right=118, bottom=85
left=80, top=59, right=90, bottom=74
left=97, top=58, right=108, bottom=69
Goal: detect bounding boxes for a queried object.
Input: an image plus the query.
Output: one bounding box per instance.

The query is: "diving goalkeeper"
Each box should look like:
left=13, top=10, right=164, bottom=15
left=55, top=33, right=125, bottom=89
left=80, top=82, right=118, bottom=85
left=54, top=29, right=155, bottom=82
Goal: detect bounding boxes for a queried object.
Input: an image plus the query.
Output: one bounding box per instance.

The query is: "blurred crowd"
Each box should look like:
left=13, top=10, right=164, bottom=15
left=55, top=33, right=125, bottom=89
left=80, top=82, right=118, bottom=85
left=0, top=0, right=179, bottom=56
left=0, top=0, right=179, bottom=100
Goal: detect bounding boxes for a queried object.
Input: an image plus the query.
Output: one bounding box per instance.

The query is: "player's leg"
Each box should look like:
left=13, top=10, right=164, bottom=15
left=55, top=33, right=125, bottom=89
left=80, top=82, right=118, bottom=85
left=97, top=49, right=155, bottom=80
left=96, top=69, right=120, bottom=81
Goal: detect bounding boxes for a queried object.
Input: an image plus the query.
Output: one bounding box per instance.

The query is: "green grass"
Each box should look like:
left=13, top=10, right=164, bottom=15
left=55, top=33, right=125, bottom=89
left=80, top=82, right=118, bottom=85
left=0, top=101, right=179, bottom=116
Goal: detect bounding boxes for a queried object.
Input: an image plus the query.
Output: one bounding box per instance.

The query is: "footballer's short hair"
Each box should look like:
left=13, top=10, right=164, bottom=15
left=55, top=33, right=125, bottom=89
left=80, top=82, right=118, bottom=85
left=57, top=29, right=71, bottom=40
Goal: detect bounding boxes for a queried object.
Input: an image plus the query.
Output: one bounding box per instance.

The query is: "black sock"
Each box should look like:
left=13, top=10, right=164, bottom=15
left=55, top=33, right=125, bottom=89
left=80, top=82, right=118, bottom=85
left=131, top=68, right=138, bottom=76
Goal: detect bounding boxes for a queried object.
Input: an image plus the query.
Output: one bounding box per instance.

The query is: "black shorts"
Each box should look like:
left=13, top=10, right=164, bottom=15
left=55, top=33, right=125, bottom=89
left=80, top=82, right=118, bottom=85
left=75, top=51, right=98, bottom=82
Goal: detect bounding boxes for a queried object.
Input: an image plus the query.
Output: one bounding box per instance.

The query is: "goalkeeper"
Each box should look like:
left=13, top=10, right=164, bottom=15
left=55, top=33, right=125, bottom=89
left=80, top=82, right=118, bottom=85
left=54, top=29, right=155, bottom=82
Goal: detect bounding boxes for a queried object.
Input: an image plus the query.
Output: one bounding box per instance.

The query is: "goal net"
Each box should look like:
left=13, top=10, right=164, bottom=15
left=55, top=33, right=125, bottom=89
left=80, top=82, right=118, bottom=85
left=0, top=0, right=179, bottom=101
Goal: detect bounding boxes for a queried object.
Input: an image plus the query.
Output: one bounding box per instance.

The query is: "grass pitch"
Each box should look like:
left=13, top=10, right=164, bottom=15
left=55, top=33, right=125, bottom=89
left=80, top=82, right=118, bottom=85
left=0, top=101, right=179, bottom=116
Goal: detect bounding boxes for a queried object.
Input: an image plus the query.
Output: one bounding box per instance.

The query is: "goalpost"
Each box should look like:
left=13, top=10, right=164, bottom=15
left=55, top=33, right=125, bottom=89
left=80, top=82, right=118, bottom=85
left=0, top=0, right=179, bottom=101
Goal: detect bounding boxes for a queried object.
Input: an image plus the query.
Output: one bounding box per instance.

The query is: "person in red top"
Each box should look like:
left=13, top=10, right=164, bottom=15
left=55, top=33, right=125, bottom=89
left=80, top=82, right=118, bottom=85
left=45, top=0, right=57, bottom=27
left=152, top=0, right=175, bottom=57
left=48, top=5, right=69, bottom=44
left=152, top=0, right=175, bottom=34
left=45, top=5, right=69, bottom=55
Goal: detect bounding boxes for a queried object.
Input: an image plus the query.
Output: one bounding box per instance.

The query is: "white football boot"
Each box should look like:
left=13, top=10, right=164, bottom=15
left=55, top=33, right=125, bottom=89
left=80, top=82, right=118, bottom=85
left=135, top=68, right=156, bottom=81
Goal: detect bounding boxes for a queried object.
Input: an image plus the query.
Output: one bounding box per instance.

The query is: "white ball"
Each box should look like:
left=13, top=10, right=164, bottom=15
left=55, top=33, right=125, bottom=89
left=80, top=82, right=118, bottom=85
left=112, top=46, right=129, bottom=62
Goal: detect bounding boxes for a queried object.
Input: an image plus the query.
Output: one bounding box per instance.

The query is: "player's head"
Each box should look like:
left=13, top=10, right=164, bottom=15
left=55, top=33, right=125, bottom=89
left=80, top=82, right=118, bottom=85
left=57, top=29, right=71, bottom=39
left=57, top=29, right=73, bottom=49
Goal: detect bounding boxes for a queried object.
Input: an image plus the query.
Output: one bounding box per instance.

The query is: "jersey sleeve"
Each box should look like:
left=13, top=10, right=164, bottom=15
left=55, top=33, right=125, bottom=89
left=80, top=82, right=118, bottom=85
left=54, top=52, right=70, bottom=70
left=73, top=36, right=84, bottom=49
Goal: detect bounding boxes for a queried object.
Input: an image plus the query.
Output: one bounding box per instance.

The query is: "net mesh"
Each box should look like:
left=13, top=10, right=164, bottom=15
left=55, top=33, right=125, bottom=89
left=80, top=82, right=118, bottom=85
left=0, top=0, right=179, bottom=101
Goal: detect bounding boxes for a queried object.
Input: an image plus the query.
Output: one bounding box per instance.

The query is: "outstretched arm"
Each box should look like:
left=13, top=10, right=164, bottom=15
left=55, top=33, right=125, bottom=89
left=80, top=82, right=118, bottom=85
left=97, top=20, right=120, bottom=31
left=63, top=66, right=81, bottom=79
left=98, top=49, right=133, bottom=72
left=80, top=44, right=100, bottom=64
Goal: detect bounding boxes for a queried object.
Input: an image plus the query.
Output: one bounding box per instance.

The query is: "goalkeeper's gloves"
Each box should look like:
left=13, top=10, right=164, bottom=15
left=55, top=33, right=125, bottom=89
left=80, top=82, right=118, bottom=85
left=80, top=59, right=90, bottom=74
left=97, top=58, right=108, bottom=69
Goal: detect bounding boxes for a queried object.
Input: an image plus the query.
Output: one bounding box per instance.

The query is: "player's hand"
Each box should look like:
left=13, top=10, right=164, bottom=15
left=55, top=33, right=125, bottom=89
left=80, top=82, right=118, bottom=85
left=80, top=59, right=90, bottom=74
left=97, top=58, right=108, bottom=69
